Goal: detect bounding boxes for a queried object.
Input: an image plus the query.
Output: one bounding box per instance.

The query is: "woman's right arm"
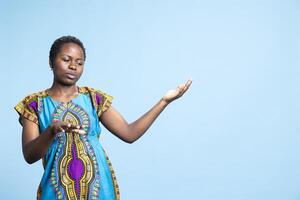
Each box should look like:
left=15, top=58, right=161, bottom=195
left=21, top=117, right=56, bottom=164
left=21, top=118, right=85, bottom=164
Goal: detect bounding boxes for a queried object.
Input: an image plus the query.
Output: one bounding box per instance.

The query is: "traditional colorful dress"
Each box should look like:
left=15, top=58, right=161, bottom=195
left=14, top=86, right=120, bottom=200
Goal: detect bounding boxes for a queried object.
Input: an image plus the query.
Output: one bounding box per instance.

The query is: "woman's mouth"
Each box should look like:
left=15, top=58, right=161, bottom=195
left=66, top=73, right=76, bottom=79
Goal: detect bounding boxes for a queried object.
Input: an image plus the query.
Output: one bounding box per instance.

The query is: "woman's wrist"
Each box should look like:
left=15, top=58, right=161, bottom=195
left=160, top=97, right=170, bottom=107
left=47, top=124, right=57, bottom=137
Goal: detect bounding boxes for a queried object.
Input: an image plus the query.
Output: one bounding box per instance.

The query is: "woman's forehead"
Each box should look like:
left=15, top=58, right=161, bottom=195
left=59, top=43, right=84, bottom=57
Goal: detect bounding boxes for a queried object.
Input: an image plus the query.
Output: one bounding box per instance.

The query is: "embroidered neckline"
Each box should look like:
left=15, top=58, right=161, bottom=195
left=44, top=86, right=83, bottom=104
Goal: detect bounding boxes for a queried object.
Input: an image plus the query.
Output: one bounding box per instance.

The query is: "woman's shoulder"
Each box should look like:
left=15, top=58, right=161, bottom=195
left=14, top=89, right=48, bottom=125
left=18, top=89, right=48, bottom=102
left=79, top=86, right=111, bottom=96
left=79, top=86, right=113, bottom=114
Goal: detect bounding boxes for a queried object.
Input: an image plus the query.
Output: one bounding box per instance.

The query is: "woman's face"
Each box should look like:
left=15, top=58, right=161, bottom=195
left=52, top=43, right=85, bottom=86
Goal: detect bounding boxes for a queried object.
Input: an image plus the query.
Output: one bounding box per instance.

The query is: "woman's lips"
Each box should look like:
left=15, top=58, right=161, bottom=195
left=66, top=73, right=76, bottom=79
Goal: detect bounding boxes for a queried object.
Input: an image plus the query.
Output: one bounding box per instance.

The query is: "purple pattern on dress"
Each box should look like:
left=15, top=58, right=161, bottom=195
left=68, top=142, right=84, bottom=199
left=95, top=93, right=102, bottom=105
left=29, top=100, right=38, bottom=112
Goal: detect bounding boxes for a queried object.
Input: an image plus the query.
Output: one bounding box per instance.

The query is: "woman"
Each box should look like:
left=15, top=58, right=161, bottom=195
left=15, top=36, right=192, bottom=200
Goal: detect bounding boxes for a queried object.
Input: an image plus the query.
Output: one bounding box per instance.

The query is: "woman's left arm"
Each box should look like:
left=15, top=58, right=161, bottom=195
left=99, top=79, right=192, bottom=143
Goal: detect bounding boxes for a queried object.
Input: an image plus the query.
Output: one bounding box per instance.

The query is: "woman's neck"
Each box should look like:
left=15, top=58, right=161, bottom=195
left=48, top=83, right=79, bottom=98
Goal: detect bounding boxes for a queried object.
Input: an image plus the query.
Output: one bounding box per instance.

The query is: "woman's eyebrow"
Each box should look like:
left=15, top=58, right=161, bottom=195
left=62, top=54, right=83, bottom=60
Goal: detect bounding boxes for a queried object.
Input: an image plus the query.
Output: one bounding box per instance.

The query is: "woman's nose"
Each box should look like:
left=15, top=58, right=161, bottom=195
left=69, top=61, right=77, bottom=70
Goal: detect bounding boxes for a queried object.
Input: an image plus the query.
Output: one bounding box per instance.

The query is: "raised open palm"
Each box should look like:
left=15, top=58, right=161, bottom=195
left=162, top=79, right=192, bottom=103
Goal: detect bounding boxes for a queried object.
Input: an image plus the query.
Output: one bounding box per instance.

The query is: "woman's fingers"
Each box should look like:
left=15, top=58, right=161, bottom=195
left=182, top=79, right=192, bottom=93
left=59, top=126, right=65, bottom=133
left=61, top=122, right=77, bottom=130
left=52, top=120, right=87, bottom=135
left=177, top=79, right=192, bottom=97
left=63, top=127, right=87, bottom=135
left=72, top=129, right=87, bottom=135
left=186, top=79, right=192, bottom=86
left=55, top=122, right=86, bottom=134
left=178, top=83, right=185, bottom=90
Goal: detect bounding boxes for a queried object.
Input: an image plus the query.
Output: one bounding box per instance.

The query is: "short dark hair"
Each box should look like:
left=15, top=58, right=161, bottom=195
left=49, top=35, right=86, bottom=67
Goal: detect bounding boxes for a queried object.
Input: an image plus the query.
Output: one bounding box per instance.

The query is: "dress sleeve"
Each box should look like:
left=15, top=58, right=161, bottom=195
left=14, top=94, right=39, bottom=126
left=89, top=88, right=113, bottom=118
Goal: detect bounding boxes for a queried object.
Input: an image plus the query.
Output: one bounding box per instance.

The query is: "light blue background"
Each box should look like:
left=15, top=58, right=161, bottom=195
left=1, top=0, right=299, bottom=199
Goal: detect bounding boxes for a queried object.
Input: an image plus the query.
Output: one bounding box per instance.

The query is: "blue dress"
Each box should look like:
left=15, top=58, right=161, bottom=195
left=15, top=86, right=120, bottom=200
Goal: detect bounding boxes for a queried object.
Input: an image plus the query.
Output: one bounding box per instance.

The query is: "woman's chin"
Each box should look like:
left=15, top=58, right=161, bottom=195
left=58, top=79, right=78, bottom=86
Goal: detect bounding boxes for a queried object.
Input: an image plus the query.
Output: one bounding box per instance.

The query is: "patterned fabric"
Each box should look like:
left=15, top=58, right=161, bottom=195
left=15, top=86, right=120, bottom=200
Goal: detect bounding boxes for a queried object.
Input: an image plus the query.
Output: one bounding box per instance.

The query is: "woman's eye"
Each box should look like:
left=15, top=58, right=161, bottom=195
left=62, top=58, right=70, bottom=62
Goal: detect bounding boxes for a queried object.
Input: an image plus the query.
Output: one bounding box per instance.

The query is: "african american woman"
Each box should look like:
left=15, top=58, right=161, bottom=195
left=14, top=35, right=192, bottom=200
